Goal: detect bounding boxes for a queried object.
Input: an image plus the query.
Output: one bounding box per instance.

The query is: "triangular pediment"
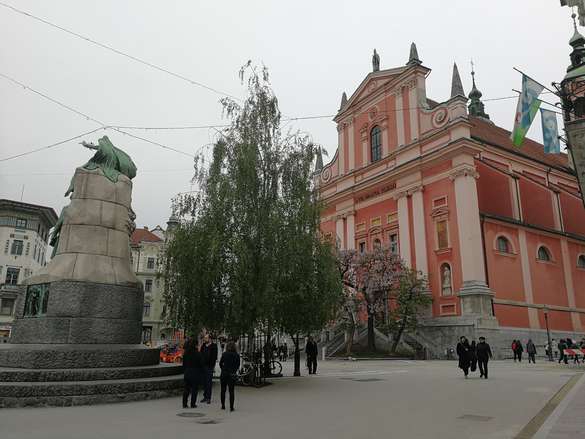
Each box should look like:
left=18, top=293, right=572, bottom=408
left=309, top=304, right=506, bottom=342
left=337, top=67, right=406, bottom=116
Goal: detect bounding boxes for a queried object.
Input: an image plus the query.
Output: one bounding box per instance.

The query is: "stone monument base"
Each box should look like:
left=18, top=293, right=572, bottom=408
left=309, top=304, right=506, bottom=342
left=0, top=362, right=183, bottom=408
left=0, top=344, right=160, bottom=369
left=0, top=344, right=183, bottom=408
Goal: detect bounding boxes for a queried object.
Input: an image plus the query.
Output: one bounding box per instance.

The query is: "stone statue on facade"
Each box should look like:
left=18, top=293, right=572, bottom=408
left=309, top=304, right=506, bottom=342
left=441, top=265, right=452, bottom=296
left=372, top=49, right=380, bottom=72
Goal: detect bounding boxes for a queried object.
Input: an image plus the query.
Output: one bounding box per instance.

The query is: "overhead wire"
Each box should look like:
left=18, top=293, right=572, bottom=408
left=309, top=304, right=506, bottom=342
left=0, top=71, right=565, bottom=162
left=0, top=72, right=197, bottom=161
left=0, top=1, right=241, bottom=101
left=0, top=127, right=106, bottom=162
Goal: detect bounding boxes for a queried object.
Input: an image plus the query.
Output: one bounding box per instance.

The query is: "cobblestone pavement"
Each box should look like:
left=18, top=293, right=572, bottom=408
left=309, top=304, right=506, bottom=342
left=0, top=359, right=582, bottom=439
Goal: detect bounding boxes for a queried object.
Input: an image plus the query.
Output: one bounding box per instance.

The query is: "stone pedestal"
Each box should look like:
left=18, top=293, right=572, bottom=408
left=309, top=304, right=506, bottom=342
left=458, top=280, right=498, bottom=328
left=0, top=163, right=181, bottom=407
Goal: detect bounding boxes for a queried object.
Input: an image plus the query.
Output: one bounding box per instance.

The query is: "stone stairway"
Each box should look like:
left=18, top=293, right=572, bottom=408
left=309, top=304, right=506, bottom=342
left=0, top=364, right=183, bottom=408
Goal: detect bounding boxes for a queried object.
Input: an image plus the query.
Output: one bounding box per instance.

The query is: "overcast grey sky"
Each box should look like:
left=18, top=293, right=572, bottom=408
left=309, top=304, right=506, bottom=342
left=0, top=0, right=575, bottom=228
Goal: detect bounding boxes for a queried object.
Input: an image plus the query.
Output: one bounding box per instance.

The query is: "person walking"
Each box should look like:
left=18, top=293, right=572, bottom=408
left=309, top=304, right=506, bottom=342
left=283, top=342, right=288, bottom=361
left=469, top=340, right=478, bottom=374
left=182, top=338, right=205, bottom=409
left=305, top=336, right=318, bottom=375
left=200, top=334, right=218, bottom=404
left=219, top=341, right=240, bottom=412
left=512, top=340, right=518, bottom=362
left=515, top=340, right=524, bottom=362
left=526, top=339, right=537, bottom=364
left=476, top=336, right=493, bottom=379
left=456, top=336, right=471, bottom=378
left=558, top=339, right=568, bottom=365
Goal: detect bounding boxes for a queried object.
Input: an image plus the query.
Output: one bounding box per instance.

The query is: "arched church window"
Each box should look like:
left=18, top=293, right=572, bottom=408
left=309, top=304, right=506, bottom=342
left=440, top=263, right=452, bottom=296
left=577, top=254, right=585, bottom=268
left=371, top=126, right=382, bottom=162
left=373, top=238, right=382, bottom=250
left=537, top=246, right=551, bottom=262
left=496, top=236, right=511, bottom=253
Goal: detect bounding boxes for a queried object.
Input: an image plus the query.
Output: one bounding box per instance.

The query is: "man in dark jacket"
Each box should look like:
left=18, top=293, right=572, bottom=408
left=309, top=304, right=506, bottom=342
left=182, top=338, right=205, bottom=408
left=476, top=336, right=493, bottom=379
left=558, top=339, right=568, bottom=364
left=200, top=334, right=218, bottom=403
left=526, top=339, right=537, bottom=363
left=305, top=336, right=318, bottom=374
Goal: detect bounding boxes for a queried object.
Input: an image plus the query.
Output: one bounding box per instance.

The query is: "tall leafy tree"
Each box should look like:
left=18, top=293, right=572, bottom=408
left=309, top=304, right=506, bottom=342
left=162, top=63, right=342, bottom=371
left=339, top=248, right=401, bottom=352
left=387, top=268, right=432, bottom=353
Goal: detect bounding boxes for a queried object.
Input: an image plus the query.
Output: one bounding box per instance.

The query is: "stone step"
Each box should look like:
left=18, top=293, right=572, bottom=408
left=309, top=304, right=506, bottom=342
left=0, top=388, right=183, bottom=408
left=0, top=363, right=182, bottom=382
left=0, top=374, right=184, bottom=399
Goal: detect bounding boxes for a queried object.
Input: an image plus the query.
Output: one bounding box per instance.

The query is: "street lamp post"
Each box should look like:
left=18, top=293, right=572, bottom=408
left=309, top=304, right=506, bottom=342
left=543, top=306, right=553, bottom=362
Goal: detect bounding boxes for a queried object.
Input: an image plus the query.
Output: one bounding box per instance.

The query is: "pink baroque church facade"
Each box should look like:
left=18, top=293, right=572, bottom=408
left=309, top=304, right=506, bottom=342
left=315, top=44, right=585, bottom=357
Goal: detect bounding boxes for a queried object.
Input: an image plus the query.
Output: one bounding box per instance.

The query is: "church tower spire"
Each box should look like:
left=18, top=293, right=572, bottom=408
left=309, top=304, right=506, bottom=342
left=406, top=42, right=422, bottom=66
left=450, top=62, right=465, bottom=98
left=468, top=61, right=490, bottom=119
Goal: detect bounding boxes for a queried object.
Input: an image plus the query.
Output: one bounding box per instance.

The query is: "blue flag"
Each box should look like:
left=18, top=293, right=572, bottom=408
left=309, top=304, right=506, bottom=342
left=511, top=75, right=544, bottom=146
left=540, top=109, right=561, bottom=154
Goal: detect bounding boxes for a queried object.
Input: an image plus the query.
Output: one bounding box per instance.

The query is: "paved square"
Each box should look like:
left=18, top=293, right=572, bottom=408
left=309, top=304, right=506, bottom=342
left=0, top=360, right=581, bottom=439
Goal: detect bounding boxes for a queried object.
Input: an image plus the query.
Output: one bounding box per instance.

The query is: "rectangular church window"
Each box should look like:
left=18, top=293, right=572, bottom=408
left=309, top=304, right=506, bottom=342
left=436, top=220, right=449, bottom=249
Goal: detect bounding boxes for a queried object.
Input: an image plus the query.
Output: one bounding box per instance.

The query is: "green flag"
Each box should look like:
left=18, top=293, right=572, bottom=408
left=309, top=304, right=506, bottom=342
left=511, top=74, right=544, bottom=146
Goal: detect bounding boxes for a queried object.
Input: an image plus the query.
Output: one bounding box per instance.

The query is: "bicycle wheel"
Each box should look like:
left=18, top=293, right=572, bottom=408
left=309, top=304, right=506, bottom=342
left=270, top=360, right=282, bottom=375
left=238, top=364, right=254, bottom=386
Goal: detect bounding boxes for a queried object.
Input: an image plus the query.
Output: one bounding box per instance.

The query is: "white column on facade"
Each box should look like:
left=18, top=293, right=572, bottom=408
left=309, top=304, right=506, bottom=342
left=518, top=228, right=540, bottom=329
left=560, top=238, right=583, bottom=331
left=346, top=213, right=355, bottom=250
left=396, top=193, right=411, bottom=267
left=552, top=191, right=564, bottom=231
left=395, top=92, right=405, bottom=147
left=509, top=175, right=521, bottom=221
left=338, top=125, right=345, bottom=175
left=451, top=166, right=486, bottom=283
left=451, top=163, right=494, bottom=318
left=409, top=85, right=419, bottom=141
left=411, top=187, right=428, bottom=275
left=348, top=122, right=355, bottom=172
left=382, top=125, right=389, bottom=157
left=335, top=216, right=345, bottom=250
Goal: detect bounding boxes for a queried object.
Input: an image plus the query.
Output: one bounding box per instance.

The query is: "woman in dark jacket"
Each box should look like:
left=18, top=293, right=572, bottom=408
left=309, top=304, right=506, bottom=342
left=182, top=338, right=205, bottom=409
left=456, top=336, right=471, bottom=378
left=219, top=341, right=241, bottom=411
left=469, top=340, right=478, bottom=373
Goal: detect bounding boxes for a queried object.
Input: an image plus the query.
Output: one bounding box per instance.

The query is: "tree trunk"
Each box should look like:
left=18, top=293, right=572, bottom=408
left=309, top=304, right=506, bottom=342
left=293, top=334, right=301, bottom=377
left=390, top=321, right=406, bottom=354
left=345, top=326, right=355, bottom=356
left=367, top=313, right=376, bottom=352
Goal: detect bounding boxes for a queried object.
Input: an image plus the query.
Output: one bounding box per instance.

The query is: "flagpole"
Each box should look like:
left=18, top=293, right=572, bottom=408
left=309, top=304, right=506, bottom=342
left=511, top=89, right=564, bottom=115
left=513, top=67, right=559, bottom=95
